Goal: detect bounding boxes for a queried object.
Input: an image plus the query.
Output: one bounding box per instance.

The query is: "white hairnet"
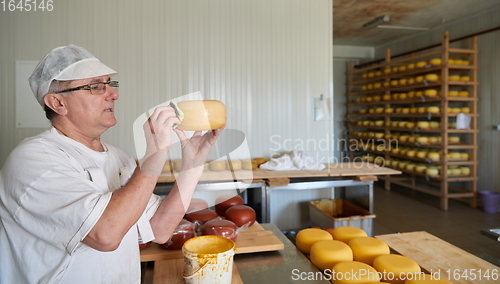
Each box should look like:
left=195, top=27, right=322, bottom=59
left=28, top=44, right=117, bottom=106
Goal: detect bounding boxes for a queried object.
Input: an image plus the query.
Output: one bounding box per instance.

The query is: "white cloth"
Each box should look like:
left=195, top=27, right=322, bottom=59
left=259, top=150, right=326, bottom=171
left=0, top=127, right=161, bottom=284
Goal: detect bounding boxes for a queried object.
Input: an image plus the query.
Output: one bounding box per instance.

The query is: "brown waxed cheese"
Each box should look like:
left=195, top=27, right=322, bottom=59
left=175, top=100, right=226, bottom=131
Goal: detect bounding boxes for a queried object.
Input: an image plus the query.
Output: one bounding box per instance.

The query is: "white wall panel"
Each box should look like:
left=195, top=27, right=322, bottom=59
left=1, top=0, right=333, bottom=169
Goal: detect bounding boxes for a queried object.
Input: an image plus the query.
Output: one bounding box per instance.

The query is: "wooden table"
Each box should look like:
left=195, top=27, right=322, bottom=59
left=376, top=231, right=499, bottom=284
left=155, top=163, right=400, bottom=228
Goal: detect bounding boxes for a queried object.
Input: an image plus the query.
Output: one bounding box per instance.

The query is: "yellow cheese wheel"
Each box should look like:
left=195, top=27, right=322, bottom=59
left=407, top=78, right=415, bottom=85
left=349, top=237, right=390, bottom=265
left=461, top=107, right=470, bottom=113
left=460, top=166, right=470, bottom=175
left=310, top=240, right=353, bottom=271
left=448, top=152, right=461, bottom=160
left=362, top=73, right=368, bottom=79
left=373, top=95, right=382, bottom=101
left=390, top=80, right=399, bottom=86
left=375, top=108, right=385, bottom=114
left=416, top=121, right=430, bottom=129
left=416, top=61, right=427, bottom=68
left=427, top=152, right=440, bottom=161
left=460, top=76, right=470, bottom=81
left=415, top=165, right=427, bottom=173
left=448, top=59, right=455, bottom=65
left=175, top=100, right=226, bottom=131
left=458, top=91, right=469, bottom=97
left=407, top=63, right=415, bottom=70
left=429, top=58, right=442, bottom=66
left=375, top=71, right=383, bottom=77
left=332, top=261, right=381, bottom=284
left=374, top=83, right=382, bottom=89
left=424, top=74, right=439, bottom=81
left=399, top=93, right=408, bottom=100
left=382, top=94, right=392, bottom=101
left=162, top=160, right=173, bottom=172
left=209, top=160, right=226, bottom=171
left=416, top=137, right=428, bottom=144
left=367, top=72, right=375, bottom=78
left=399, top=79, right=407, bottom=85
left=448, top=75, right=460, bottom=81
left=429, top=121, right=440, bottom=128
left=448, top=136, right=460, bottom=143
left=385, top=108, right=394, bottom=114
left=460, top=153, right=469, bottom=160
left=295, top=228, right=333, bottom=254
left=461, top=60, right=470, bottom=65
left=398, top=122, right=408, bottom=128
left=173, top=159, right=183, bottom=172
left=424, top=89, right=438, bottom=97
left=404, top=273, right=453, bottom=283
left=426, top=106, right=440, bottom=113
left=415, top=76, right=424, bottom=82
left=384, top=68, right=392, bottom=74
left=398, top=66, right=407, bottom=72
left=428, top=137, right=439, bottom=143
left=373, top=254, right=421, bottom=284
left=454, top=59, right=464, bottom=65
left=417, top=107, right=427, bottom=114
left=406, top=122, right=415, bottom=129
left=242, top=159, right=257, bottom=170
left=448, top=90, right=459, bottom=97
left=225, top=159, right=242, bottom=170
left=450, top=168, right=462, bottom=175
left=330, top=226, right=368, bottom=244
left=392, top=66, right=400, bottom=73
left=253, top=157, right=267, bottom=166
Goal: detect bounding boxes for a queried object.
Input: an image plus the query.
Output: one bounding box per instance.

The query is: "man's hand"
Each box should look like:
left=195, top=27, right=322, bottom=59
left=173, top=128, right=223, bottom=173
left=139, top=106, right=180, bottom=176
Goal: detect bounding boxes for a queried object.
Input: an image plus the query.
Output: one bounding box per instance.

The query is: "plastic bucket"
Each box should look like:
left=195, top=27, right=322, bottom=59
left=182, top=235, right=235, bottom=284
left=479, top=191, right=500, bottom=214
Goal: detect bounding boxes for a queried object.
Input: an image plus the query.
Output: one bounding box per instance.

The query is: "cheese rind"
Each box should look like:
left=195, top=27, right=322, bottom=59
left=332, top=261, right=381, bottom=284
left=348, top=237, right=390, bottom=266
left=373, top=254, right=421, bottom=284
left=330, top=226, right=368, bottom=244
left=310, top=240, right=353, bottom=271
left=295, top=228, right=333, bottom=254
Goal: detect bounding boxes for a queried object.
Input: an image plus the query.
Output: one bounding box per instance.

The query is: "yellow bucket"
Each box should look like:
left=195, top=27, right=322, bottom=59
left=182, top=235, right=236, bottom=284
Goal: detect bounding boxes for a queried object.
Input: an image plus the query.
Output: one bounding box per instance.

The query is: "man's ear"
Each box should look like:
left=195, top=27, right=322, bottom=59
left=44, top=93, right=68, bottom=115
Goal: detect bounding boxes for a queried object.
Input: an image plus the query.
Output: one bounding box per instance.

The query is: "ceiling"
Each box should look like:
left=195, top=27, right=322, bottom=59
left=333, top=0, right=500, bottom=47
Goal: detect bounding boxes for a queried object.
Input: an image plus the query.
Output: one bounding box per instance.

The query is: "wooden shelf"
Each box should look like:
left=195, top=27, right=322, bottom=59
left=346, top=31, right=479, bottom=210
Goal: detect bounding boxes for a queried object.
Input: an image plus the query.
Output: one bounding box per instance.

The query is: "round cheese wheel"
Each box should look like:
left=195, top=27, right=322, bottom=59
left=424, top=74, right=439, bottom=81
left=450, top=168, right=462, bottom=175
left=448, top=136, right=460, bottom=143
left=448, top=91, right=459, bottom=97
left=175, top=100, right=226, bottom=131
left=295, top=228, right=333, bottom=254
left=426, top=106, right=440, bottom=113
left=448, top=152, right=462, bottom=160
left=458, top=91, right=469, bottom=97
left=373, top=254, right=421, bottom=284
left=416, top=121, right=430, bottom=129
left=241, top=159, right=257, bottom=170
left=225, top=159, right=242, bottom=170
left=398, top=66, right=407, bottom=72
left=416, top=61, right=427, bottom=68
left=384, top=68, right=391, bottom=74
left=426, top=167, right=440, bottom=176
left=461, top=107, right=470, bottom=113
left=209, top=160, right=226, bottom=171
left=348, top=237, right=390, bottom=266
left=407, top=63, right=415, bottom=70
left=310, top=240, right=353, bottom=271
left=415, top=165, right=427, bottom=173
left=427, top=152, right=440, bottom=161
left=332, top=261, right=381, bottom=284
left=429, top=58, right=442, bottom=66
left=424, top=89, right=438, bottom=97
left=415, top=76, right=424, bottom=82
left=330, top=226, right=367, bottom=244
left=404, top=273, right=453, bottom=283
left=460, top=166, right=470, bottom=175
left=460, top=153, right=469, bottom=160
left=416, top=137, right=428, bottom=144
left=460, top=76, right=470, bottom=81
left=448, top=75, right=460, bottom=81
left=407, top=78, right=415, bottom=85
left=417, top=107, right=427, bottom=114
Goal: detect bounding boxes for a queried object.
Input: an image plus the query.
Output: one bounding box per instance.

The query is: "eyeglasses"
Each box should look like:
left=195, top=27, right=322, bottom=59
left=54, top=81, right=119, bottom=95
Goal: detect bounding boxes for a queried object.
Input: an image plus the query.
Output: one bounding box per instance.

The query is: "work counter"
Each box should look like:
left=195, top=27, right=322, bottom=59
left=154, top=162, right=401, bottom=229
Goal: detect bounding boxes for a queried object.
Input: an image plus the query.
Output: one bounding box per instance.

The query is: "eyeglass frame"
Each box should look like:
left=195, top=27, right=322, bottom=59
left=53, top=80, right=119, bottom=95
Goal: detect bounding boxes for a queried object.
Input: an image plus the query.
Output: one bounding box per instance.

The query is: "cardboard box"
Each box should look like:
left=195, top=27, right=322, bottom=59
left=309, top=199, right=375, bottom=236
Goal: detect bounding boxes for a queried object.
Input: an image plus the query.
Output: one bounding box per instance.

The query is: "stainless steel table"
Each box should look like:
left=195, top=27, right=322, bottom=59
left=235, top=223, right=331, bottom=283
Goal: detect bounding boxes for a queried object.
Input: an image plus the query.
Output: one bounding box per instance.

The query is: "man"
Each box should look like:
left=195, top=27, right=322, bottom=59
left=0, top=44, right=220, bottom=283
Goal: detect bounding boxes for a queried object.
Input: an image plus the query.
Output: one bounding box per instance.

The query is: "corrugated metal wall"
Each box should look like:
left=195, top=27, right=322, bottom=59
left=373, top=7, right=500, bottom=192
left=0, top=0, right=333, bottom=166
